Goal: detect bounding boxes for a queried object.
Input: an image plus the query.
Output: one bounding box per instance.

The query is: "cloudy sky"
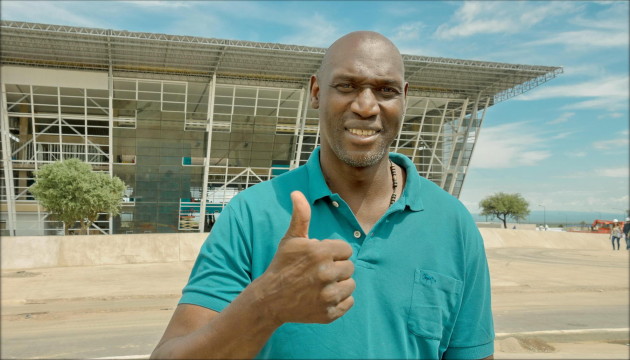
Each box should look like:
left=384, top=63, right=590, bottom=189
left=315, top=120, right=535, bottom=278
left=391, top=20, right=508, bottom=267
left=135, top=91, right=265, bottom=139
left=2, top=0, right=628, bottom=217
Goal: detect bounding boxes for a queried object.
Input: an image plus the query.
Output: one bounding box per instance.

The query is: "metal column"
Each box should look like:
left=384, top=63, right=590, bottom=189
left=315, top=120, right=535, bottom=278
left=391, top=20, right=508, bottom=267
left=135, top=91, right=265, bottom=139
left=199, top=74, right=217, bottom=233
left=107, top=61, right=114, bottom=234
left=293, top=82, right=310, bottom=169
left=426, top=101, right=449, bottom=180
left=457, top=97, right=490, bottom=194
left=0, top=83, right=17, bottom=235
left=290, top=87, right=306, bottom=169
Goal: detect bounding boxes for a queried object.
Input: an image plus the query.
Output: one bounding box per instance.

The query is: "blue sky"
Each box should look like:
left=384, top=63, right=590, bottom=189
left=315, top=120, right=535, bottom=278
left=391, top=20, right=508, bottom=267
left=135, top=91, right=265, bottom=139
left=2, top=0, right=628, bottom=218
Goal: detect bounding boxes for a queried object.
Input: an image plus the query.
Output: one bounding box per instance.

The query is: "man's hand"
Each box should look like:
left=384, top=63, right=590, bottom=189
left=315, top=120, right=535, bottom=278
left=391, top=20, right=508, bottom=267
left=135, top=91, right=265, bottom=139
left=254, top=191, right=356, bottom=325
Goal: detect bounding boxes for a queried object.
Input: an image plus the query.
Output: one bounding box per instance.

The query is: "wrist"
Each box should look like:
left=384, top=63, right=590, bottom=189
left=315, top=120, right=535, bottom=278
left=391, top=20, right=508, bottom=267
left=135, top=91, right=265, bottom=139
left=243, top=275, right=285, bottom=330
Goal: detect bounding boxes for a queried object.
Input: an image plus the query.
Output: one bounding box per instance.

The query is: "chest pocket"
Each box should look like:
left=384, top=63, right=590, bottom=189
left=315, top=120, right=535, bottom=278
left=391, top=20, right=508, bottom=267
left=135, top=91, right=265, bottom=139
left=408, top=269, right=462, bottom=340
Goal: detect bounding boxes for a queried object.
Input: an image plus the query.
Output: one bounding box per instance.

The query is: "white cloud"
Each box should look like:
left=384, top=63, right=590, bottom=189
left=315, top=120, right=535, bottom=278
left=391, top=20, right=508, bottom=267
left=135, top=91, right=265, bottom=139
left=593, top=137, right=629, bottom=151
left=547, top=112, right=575, bottom=125
left=521, top=76, right=628, bottom=99
left=0, top=1, right=109, bottom=28
left=125, top=1, right=191, bottom=9
left=278, top=13, right=339, bottom=47
left=565, top=151, right=587, bottom=158
left=519, top=76, right=629, bottom=111
left=550, top=132, right=574, bottom=140
left=435, top=1, right=579, bottom=39
left=597, top=112, right=625, bottom=120
left=570, top=1, right=629, bottom=31
left=469, top=122, right=551, bottom=169
left=565, top=97, right=628, bottom=111
left=600, top=167, right=629, bottom=178
left=391, top=22, right=425, bottom=42
left=559, top=167, right=629, bottom=178
left=526, top=29, right=629, bottom=48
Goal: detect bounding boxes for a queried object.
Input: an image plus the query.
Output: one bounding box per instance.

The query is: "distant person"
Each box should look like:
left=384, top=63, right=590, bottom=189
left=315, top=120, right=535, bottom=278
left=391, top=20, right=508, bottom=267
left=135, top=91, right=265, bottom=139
left=623, top=217, right=630, bottom=250
left=610, top=219, right=622, bottom=250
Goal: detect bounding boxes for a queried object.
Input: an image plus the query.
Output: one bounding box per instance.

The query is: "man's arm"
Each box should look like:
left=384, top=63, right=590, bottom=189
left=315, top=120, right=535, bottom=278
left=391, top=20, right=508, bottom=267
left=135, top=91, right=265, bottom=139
left=151, top=191, right=355, bottom=359
left=151, top=290, right=279, bottom=359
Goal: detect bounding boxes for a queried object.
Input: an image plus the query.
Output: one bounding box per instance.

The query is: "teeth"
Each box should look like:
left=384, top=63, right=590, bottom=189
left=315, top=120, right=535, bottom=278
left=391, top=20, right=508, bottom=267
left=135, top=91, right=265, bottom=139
left=348, top=128, right=376, bottom=136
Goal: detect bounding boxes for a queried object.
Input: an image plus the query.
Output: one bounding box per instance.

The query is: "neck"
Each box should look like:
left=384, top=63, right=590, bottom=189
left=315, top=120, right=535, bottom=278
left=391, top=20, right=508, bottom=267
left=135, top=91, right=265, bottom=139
left=319, top=147, right=397, bottom=207
left=319, top=147, right=405, bottom=233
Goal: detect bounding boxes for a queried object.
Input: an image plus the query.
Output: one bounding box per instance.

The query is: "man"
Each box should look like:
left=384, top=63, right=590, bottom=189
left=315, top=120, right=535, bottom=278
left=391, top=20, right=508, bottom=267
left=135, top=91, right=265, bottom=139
left=152, top=31, right=494, bottom=359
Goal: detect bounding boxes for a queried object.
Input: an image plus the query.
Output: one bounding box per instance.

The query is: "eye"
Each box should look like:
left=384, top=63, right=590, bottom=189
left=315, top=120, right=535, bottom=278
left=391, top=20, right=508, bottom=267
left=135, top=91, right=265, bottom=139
left=334, top=83, right=355, bottom=92
left=379, top=87, right=400, bottom=96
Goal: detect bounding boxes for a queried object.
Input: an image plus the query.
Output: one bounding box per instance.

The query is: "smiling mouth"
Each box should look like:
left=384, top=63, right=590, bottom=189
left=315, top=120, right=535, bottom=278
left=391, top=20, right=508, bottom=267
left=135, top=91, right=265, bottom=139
left=348, top=128, right=378, bottom=136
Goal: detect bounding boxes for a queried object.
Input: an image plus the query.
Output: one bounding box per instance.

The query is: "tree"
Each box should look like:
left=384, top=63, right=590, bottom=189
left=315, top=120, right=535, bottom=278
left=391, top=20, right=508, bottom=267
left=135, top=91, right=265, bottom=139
left=29, top=158, right=126, bottom=235
left=479, top=192, right=530, bottom=229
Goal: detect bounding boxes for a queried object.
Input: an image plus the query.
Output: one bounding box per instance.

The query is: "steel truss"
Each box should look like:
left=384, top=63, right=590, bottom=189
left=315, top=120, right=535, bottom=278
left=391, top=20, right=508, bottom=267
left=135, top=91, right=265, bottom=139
left=0, top=21, right=562, bottom=235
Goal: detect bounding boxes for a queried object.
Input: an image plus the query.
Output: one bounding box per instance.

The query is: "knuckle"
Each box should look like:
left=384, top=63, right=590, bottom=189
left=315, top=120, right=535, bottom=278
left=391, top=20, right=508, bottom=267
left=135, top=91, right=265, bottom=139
left=316, top=266, right=334, bottom=283
left=325, top=306, right=341, bottom=322
left=309, top=243, right=329, bottom=261
left=320, top=286, right=339, bottom=304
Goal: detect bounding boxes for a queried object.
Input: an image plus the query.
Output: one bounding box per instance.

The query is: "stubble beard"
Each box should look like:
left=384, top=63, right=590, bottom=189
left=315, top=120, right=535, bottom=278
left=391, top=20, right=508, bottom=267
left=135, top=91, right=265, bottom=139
left=331, top=138, right=389, bottom=168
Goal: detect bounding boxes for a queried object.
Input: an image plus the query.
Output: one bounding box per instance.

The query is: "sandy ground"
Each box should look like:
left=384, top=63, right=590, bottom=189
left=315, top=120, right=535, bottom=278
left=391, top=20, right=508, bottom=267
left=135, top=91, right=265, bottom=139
left=2, top=248, right=629, bottom=359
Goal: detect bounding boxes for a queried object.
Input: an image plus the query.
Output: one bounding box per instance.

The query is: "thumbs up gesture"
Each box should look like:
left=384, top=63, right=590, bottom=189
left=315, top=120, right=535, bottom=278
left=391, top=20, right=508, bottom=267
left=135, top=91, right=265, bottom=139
left=254, top=191, right=355, bottom=325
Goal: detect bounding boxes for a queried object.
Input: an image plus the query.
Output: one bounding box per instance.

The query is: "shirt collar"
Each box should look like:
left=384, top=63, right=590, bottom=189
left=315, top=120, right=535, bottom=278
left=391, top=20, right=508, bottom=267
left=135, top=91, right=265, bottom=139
left=389, top=152, right=424, bottom=212
left=304, top=147, right=424, bottom=212
left=305, top=147, right=333, bottom=205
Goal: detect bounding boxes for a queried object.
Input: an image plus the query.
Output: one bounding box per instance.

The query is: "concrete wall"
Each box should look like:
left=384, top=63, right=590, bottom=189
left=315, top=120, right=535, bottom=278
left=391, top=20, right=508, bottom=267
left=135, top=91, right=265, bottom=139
left=1, top=233, right=208, bottom=270
left=1, top=229, right=614, bottom=270
left=477, top=222, right=538, bottom=231
left=479, top=228, right=611, bottom=250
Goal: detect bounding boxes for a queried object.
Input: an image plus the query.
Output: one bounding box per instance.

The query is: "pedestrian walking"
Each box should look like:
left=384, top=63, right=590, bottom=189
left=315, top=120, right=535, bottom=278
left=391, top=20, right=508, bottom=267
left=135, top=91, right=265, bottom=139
left=610, top=219, right=622, bottom=250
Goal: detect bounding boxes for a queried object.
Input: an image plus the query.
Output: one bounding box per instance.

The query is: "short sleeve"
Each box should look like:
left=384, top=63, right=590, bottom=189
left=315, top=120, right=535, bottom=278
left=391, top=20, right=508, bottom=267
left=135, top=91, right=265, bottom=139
left=444, top=215, right=495, bottom=359
left=179, top=202, right=253, bottom=312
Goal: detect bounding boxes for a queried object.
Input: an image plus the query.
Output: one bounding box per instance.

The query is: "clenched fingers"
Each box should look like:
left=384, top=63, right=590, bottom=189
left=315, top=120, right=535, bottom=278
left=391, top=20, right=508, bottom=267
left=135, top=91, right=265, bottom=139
left=325, top=295, right=355, bottom=322
left=332, top=260, right=354, bottom=281
left=320, top=239, right=353, bottom=261
left=321, top=277, right=356, bottom=304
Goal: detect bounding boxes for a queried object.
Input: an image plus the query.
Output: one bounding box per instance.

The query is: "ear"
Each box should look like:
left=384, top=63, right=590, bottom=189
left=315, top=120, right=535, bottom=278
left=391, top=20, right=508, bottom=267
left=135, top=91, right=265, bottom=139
left=310, top=75, right=320, bottom=109
left=403, top=81, right=409, bottom=98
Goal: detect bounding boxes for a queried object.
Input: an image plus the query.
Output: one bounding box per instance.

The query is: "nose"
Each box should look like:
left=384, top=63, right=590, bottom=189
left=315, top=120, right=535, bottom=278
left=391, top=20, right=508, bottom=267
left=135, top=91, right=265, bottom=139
left=350, top=88, right=380, bottom=118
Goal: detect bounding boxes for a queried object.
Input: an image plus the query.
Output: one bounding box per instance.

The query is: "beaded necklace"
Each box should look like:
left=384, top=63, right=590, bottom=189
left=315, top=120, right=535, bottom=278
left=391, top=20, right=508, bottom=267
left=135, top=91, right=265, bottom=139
left=389, top=160, right=398, bottom=206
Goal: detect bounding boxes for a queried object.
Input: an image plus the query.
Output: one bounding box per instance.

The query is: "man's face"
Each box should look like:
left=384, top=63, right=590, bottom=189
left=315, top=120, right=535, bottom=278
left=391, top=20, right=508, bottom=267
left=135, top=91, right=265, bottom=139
left=311, top=36, right=408, bottom=168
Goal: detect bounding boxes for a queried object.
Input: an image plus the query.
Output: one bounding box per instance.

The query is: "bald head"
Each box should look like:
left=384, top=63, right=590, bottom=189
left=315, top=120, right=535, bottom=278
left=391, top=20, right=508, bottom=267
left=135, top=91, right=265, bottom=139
left=317, top=31, right=405, bottom=81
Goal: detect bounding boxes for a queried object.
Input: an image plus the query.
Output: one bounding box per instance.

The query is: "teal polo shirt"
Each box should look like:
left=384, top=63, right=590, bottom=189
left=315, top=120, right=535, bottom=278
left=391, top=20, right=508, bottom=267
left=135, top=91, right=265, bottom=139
left=181, top=147, right=494, bottom=359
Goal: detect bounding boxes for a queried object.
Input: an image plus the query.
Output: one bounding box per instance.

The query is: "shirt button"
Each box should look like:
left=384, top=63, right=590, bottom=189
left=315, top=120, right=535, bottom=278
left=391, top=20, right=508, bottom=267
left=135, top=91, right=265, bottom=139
left=332, top=201, right=339, bottom=208
left=353, top=230, right=361, bottom=238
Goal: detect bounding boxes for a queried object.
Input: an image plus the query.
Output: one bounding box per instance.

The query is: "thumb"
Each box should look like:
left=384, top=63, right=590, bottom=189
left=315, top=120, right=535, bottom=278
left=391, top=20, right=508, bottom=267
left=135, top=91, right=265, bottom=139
left=283, top=191, right=311, bottom=240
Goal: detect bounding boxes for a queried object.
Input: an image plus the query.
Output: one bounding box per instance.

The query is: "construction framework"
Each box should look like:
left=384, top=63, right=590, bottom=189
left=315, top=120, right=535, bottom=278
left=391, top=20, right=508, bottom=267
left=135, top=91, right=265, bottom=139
left=0, top=21, right=562, bottom=236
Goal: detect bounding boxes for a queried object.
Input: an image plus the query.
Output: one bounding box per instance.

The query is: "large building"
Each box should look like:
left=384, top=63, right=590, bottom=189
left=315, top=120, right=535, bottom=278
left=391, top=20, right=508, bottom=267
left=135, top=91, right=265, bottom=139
left=0, top=21, right=562, bottom=236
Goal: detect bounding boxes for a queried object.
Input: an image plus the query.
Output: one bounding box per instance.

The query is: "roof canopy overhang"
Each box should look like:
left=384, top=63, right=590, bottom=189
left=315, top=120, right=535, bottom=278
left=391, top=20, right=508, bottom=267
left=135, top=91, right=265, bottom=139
left=0, top=20, right=562, bottom=105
